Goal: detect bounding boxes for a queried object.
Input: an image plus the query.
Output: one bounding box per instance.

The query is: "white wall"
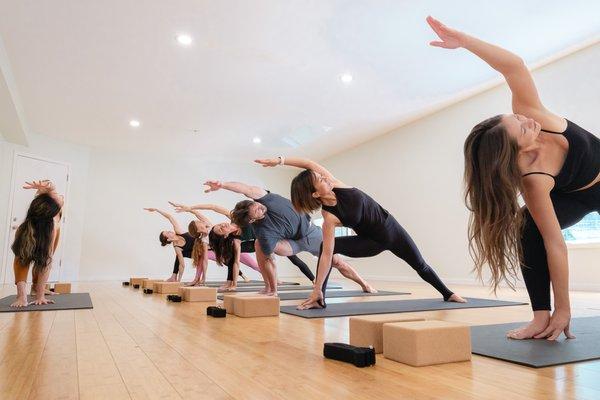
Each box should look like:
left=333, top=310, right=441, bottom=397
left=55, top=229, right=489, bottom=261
left=78, top=149, right=302, bottom=281
left=0, top=132, right=90, bottom=282
left=322, top=43, right=600, bottom=290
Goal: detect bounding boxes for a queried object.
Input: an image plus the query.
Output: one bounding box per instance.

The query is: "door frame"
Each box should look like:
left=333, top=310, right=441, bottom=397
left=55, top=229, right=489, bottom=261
left=2, top=150, right=71, bottom=284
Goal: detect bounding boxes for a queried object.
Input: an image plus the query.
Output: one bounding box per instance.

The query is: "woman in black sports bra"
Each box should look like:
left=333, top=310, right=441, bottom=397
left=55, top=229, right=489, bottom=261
left=428, top=16, right=600, bottom=340
left=256, top=157, right=465, bottom=309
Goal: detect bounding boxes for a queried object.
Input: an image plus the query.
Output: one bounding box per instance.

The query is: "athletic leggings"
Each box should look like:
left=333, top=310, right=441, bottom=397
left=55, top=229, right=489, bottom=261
left=241, top=239, right=315, bottom=282
left=318, top=216, right=454, bottom=301
left=190, top=251, right=262, bottom=281
left=522, top=182, right=600, bottom=311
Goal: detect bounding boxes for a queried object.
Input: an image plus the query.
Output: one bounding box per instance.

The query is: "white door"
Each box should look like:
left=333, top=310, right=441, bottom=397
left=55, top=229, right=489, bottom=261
left=2, top=153, right=69, bottom=284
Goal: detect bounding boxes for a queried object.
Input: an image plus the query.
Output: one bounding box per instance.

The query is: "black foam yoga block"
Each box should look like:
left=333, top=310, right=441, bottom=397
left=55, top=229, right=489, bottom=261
left=167, top=294, right=182, bottom=302
left=206, top=306, right=226, bottom=318
left=133, top=284, right=140, bottom=289
left=122, top=281, right=130, bottom=286
left=323, top=343, right=376, bottom=368
left=143, top=288, right=153, bottom=294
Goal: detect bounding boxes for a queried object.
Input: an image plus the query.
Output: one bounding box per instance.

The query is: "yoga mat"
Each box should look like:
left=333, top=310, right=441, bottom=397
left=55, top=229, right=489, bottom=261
left=0, top=293, right=93, bottom=313
left=471, top=316, right=600, bottom=368
left=280, top=297, right=527, bottom=319
left=218, top=284, right=343, bottom=293
left=204, top=280, right=299, bottom=287
left=217, top=290, right=409, bottom=300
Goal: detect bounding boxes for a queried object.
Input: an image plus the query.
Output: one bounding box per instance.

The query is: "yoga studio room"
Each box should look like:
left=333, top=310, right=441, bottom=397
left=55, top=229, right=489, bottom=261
left=0, top=1, right=599, bottom=399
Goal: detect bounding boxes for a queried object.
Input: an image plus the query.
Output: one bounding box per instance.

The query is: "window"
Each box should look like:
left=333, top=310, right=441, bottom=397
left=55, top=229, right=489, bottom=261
left=312, top=217, right=354, bottom=237
left=562, top=212, right=600, bottom=244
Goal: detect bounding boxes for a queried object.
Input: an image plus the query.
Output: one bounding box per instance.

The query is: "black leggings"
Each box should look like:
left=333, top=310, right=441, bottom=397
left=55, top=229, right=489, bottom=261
left=522, top=183, right=600, bottom=311
left=240, top=240, right=315, bottom=282
left=318, top=216, right=453, bottom=302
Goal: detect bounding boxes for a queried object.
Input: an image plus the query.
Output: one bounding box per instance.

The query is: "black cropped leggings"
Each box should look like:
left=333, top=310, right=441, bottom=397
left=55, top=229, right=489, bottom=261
left=318, top=216, right=454, bottom=301
left=522, top=183, right=600, bottom=311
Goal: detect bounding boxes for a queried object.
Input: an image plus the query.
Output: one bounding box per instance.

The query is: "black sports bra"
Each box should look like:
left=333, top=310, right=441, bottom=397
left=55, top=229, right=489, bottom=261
left=521, top=119, right=600, bottom=192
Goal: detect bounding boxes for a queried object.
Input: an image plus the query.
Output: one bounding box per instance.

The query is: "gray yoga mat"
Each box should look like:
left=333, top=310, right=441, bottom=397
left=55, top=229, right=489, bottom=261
left=204, top=280, right=299, bottom=287
left=217, top=290, right=409, bottom=300
left=471, top=316, right=600, bottom=368
left=280, top=297, right=527, bottom=319
left=0, top=293, right=93, bottom=313
left=218, top=284, right=343, bottom=293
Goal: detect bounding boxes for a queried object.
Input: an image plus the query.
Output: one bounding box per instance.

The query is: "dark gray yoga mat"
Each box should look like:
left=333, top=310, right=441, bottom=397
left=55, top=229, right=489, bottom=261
left=471, top=316, right=600, bottom=368
left=204, top=280, right=299, bottom=287
left=0, top=293, right=93, bottom=313
left=218, top=284, right=343, bottom=293
left=280, top=297, right=527, bottom=318
left=217, top=290, right=409, bottom=300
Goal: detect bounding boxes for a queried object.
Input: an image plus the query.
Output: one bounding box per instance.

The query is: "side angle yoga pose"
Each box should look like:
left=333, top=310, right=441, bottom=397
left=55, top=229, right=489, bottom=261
left=427, top=16, right=600, bottom=340
left=11, top=180, right=64, bottom=307
left=204, top=180, right=374, bottom=295
left=256, top=157, right=465, bottom=309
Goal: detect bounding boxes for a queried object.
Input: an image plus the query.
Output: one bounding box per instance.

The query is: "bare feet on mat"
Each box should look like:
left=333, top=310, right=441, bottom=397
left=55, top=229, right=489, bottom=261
left=10, top=297, right=28, bottom=307
left=166, top=276, right=177, bottom=282
left=258, top=287, right=269, bottom=294
left=362, top=283, right=378, bottom=293
left=507, top=311, right=551, bottom=340
left=447, top=293, right=467, bottom=303
left=29, top=297, right=55, bottom=306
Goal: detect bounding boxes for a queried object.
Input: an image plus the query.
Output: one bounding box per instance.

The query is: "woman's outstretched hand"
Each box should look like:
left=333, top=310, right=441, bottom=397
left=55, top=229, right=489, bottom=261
left=169, top=201, right=190, bottom=213
left=143, top=208, right=157, bottom=212
left=23, top=180, right=55, bottom=192
left=426, top=16, right=466, bottom=49
left=254, top=158, right=280, bottom=167
left=204, top=180, right=223, bottom=193
left=534, top=309, right=576, bottom=341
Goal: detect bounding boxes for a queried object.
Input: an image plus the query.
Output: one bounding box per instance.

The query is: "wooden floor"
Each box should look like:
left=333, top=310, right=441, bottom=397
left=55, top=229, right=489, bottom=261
left=1, top=280, right=600, bottom=400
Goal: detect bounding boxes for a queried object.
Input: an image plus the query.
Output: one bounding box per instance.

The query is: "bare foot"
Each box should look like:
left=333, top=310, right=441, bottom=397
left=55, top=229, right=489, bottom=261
left=29, top=297, right=55, bottom=306
left=265, top=291, right=277, bottom=297
left=258, top=287, right=269, bottom=294
left=166, top=276, right=177, bottom=282
left=507, top=312, right=551, bottom=340
left=241, top=274, right=250, bottom=283
left=296, top=300, right=324, bottom=310
left=10, top=297, right=28, bottom=307
left=362, top=283, right=378, bottom=293
left=447, top=293, right=467, bottom=303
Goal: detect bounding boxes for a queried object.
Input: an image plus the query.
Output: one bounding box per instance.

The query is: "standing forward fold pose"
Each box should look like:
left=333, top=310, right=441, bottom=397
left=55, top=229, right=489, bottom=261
left=256, top=157, right=465, bottom=309
left=144, top=207, right=251, bottom=283
left=203, top=180, right=374, bottom=295
left=427, top=16, right=600, bottom=340
left=11, top=180, right=64, bottom=307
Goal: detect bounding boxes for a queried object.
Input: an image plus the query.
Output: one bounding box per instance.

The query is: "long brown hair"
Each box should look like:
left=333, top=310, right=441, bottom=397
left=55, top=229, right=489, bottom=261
left=208, top=229, right=237, bottom=267
left=291, top=169, right=322, bottom=213
left=464, top=115, right=524, bottom=292
left=187, top=221, right=206, bottom=267
left=11, top=193, right=62, bottom=273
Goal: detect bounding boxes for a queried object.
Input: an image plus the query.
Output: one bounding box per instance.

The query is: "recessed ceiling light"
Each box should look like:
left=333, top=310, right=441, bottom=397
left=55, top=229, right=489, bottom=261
left=176, top=34, right=192, bottom=46
left=129, top=120, right=140, bottom=127
left=340, top=73, right=353, bottom=84
left=252, top=137, right=262, bottom=144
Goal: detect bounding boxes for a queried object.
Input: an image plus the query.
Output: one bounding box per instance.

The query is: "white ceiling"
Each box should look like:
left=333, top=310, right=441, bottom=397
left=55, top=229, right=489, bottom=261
left=0, top=0, right=598, bottom=159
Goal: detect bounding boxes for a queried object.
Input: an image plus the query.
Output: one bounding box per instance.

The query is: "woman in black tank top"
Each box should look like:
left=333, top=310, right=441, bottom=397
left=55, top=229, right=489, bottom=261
left=428, top=16, right=600, bottom=340
left=256, top=157, right=465, bottom=309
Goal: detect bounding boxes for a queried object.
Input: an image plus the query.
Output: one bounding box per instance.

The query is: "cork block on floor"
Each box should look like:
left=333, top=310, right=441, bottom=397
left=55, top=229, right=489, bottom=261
left=349, top=315, right=426, bottom=353
left=154, top=281, right=183, bottom=294
left=180, top=287, right=217, bottom=302
left=142, top=279, right=162, bottom=289
left=233, top=296, right=280, bottom=318
left=383, top=320, right=471, bottom=367
left=53, top=282, right=72, bottom=294
left=130, top=277, right=148, bottom=286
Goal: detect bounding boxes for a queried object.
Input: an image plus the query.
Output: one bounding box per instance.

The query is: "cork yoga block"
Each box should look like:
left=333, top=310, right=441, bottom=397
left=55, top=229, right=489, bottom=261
left=130, top=277, right=148, bottom=286
left=233, top=296, right=280, bottom=318
left=222, top=294, right=260, bottom=314
left=179, top=287, right=217, bottom=302
left=142, top=279, right=162, bottom=289
left=53, top=282, right=71, bottom=294
left=383, top=320, right=471, bottom=367
left=154, top=282, right=183, bottom=294
left=350, top=315, right=426, bottom=354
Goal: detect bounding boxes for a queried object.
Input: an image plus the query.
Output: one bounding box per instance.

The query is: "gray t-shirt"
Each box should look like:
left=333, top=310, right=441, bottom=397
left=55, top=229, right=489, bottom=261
left=252, top=192, right=311, bottom=255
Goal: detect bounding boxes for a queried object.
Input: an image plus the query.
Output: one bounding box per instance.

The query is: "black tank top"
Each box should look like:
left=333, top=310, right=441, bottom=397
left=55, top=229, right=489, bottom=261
left=522, top=120, right=600, bottom=192
left=233, top=226, right=255, bottom=242
left=175, top=232, right=195, bottom=258
left=321, top=187, right=389, bottom=238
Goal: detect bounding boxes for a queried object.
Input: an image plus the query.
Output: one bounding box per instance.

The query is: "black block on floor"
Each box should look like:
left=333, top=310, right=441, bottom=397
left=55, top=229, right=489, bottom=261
left=323, top=343, right=376, bottom=368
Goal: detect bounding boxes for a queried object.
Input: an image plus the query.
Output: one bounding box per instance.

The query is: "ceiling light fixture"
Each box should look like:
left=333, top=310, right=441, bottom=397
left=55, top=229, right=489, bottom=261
left=129, top=120, right=140, bottom=127
left=340, top=73, right=353, bottom=84
left=176, top=34, right=193, bottom=46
